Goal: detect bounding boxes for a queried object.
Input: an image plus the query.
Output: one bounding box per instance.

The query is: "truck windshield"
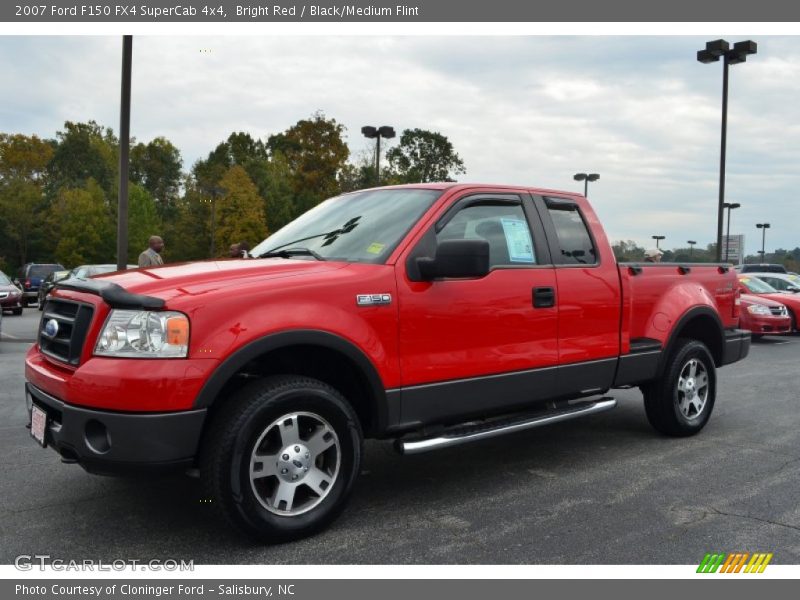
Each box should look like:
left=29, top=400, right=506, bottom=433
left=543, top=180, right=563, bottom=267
left=251, top=188, right=442, bottom=263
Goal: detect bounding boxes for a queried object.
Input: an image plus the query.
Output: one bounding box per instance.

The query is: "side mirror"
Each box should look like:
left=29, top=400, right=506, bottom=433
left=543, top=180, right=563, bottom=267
left=416, top=239, right=490, bottom=280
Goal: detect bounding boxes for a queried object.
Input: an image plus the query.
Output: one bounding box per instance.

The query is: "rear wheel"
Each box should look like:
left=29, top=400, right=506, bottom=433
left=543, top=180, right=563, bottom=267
left=643, top=339, right=716, bottom=437
left=200, top=375, right=363, bottom=543
left=12, top=307, right=22, bottom=316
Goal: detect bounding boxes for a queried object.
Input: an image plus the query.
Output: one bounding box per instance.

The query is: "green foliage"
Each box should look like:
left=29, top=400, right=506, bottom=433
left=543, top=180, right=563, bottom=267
left=130, top=136, right=182, bottom=219
left=127, top=184, right=161, bottom=264
left=0, top=117, right=468, bottom=269
left=385, top=128, right=466, bottom=183
left=0, top=179, right=46, bottom=266
left=0, top=133, right=53, bottom=182
left=49, top=179, right=114, bottom=268
left=47, top=121, right=118, bottom=197
left=246, top=152, right=295, bottom=233
left=215, top=166, right=268, bottom=256
left=0, top=134, right=54, bottom=267
left=267, top=112, right=349, bottom=204
left=611, top=240, right=645, bottom=262
left=167, top=180, right=212, bottom=262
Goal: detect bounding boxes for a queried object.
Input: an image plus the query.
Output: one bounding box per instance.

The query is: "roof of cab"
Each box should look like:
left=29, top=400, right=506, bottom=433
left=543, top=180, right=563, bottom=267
left=354, top=182, right=583, bottom=198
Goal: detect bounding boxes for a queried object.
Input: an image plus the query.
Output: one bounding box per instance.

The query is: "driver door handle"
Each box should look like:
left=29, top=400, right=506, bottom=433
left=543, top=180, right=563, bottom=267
left=533, top=287, right=556, bottom=308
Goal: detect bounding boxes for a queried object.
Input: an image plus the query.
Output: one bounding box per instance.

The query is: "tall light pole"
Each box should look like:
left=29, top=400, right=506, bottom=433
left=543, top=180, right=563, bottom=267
left=697, top=39, right=757, bottom=262
left=687, top=240, right=697, bottom=258
left=573, top=172, right=600, bottom=197
left=652, top=235, right=665, bottom=249
left=361, top=125, right=395, bottom=186
left=723, top=202, right=741, bottom=263
left=116, top=35, right=132, bottom=271
left=756, top=223, right=770, bottom=261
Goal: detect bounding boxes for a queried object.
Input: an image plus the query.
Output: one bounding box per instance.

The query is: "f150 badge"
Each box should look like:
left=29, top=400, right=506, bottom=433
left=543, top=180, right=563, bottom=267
left=356, top=294, right=392, bottom=306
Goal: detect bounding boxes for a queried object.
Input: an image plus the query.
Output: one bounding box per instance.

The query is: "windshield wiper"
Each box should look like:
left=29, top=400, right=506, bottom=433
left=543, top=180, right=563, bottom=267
left=257, top=217, right=361, bottom=258
left=259, top=247, right=325, bottom=261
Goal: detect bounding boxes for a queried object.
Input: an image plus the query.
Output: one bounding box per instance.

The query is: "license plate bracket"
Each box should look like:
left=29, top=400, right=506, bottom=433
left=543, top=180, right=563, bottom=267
left=30, top=405, right=47, bottom=447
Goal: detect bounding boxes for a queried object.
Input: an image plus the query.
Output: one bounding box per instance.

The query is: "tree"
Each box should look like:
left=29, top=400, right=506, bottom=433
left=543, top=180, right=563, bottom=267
left=611, top=240, right=645, bottom=262
left=130, top=137, right=183, bottom=219
left=246, top=153, right=295, bottom=233
left=0, top=179, right=45, bottom=267
left=385, top=128, right=466, bottom=183
left=49, top=179, right=114, bottom=267
left=47, top=121, right=118, bottom=197
left=267, top=112, right=349, bottom=208
left=215, top=166, right=268, bottom=257
left=168, top=178, right=213, bottom=262
left=127, top=184, right=161, bottom=263
left=0, top=133, right=54, bottom=183
left=0, top=134, right=55, bottom=267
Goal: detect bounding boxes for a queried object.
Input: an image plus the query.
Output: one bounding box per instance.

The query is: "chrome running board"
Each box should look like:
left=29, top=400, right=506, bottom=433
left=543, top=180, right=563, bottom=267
left=397, top=398, right=617, bottom=455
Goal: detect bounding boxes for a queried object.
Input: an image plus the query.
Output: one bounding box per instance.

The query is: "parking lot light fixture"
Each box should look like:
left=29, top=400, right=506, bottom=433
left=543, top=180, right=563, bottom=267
left=723, top=202, right=741, bottom=262
left=652, top=235, right=665, bottom=250
left=573, top=172, right=600, bottom=197
left=362, top=125, right=396, bottom=186
left=756, top=223, right=771, bottom=259
left=687, top=240, right=697, bottom=258
left=697, top=39, right=757, bottom=262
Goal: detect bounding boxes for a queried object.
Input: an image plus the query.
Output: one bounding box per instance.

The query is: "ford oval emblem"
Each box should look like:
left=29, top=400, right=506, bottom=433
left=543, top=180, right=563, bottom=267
left=43, top=318, right=59, bottom=339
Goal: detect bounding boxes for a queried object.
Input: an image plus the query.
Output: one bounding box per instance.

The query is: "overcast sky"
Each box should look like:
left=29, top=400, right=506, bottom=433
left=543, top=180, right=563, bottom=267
left=1, top=35, right=798, bottom=255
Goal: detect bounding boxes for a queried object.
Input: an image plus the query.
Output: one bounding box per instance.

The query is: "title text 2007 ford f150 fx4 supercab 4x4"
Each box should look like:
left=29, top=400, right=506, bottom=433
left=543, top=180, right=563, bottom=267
left=25, top=183, right=750, bottom=541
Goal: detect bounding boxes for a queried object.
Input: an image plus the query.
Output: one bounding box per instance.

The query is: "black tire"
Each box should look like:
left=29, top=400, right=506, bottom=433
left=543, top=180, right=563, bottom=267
left=200, top=375, right=363, bottom=543
left=642, top=339, right=716, bottom=437
left=13, top=308, right=23, bottom=316
left=751, top=334, right=763, bottom=341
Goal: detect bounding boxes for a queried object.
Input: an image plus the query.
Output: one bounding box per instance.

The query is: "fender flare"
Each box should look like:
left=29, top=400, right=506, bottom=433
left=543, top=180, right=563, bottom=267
left=658, top=306, right=725, bottom=375
left=193, top=329, right=388, bottom=429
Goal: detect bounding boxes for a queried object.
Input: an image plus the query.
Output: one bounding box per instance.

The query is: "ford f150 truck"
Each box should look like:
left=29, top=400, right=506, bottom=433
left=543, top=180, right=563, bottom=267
left=25, top=183, right=750, bottom=542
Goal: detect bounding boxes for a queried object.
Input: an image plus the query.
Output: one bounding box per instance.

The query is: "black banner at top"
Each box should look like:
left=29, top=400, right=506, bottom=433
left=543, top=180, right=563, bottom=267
left=3, top=0, right=800, bottom=22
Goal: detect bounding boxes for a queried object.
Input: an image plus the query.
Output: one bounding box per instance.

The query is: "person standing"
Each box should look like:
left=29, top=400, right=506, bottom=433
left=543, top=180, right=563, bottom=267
left=138, top=235, right=165, bottom=267
left=644, top=248, right=663, bottom=263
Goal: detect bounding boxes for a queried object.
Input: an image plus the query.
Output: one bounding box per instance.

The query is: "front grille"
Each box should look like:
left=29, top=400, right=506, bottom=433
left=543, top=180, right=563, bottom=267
left=770, top=306, right=788, bottom=317
left=39, top=299, right=94, bottom=365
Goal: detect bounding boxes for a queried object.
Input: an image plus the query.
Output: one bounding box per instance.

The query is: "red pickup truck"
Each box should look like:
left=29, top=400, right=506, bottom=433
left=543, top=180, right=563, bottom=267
left=25, top=183, right=750, bottom=542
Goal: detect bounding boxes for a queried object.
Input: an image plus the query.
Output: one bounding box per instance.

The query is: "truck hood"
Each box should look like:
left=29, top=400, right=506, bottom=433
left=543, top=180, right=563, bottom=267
left=88, top=259, right=348, bottom=304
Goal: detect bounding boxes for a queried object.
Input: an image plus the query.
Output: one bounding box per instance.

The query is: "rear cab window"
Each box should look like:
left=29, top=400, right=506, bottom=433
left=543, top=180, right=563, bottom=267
left=544, top=199, right=598, bottom=265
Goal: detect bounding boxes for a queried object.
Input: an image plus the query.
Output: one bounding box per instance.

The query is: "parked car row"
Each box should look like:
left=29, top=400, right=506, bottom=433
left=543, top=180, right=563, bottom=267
left=737, top=272, right=800, bottom=339
left=1, top=263, right=137, bottom=316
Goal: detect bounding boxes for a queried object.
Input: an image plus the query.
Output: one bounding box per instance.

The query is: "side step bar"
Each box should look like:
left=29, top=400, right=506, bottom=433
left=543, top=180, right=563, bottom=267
left=396, top=398, right=617, bottom=455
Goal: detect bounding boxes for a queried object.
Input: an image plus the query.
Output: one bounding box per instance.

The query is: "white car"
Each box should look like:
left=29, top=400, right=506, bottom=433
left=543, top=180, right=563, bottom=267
left=749, top=273, right=800, bottom=294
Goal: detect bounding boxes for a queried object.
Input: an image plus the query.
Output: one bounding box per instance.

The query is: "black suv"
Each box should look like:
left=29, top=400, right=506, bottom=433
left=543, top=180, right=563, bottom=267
left=735, top=264, right=787, bottom=274
left=16, top=263, right=65, bottom=307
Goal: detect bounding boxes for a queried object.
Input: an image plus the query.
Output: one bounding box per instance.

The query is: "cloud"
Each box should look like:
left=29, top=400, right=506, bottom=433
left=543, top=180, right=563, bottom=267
left=0, top=35, right=798, bottom=256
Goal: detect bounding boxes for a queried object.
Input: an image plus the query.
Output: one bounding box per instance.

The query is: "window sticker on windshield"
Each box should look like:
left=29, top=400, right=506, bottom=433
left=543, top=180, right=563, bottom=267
left=500, top=218, right=534, bottom=263
left=741, top=278, right=750, bottom=283
left=366, top=242, right=385, bottom=255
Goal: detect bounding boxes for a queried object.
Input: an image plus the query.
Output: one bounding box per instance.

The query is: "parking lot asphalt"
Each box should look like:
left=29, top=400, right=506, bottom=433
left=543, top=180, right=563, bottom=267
left=1, top=315, right=799, bottom=565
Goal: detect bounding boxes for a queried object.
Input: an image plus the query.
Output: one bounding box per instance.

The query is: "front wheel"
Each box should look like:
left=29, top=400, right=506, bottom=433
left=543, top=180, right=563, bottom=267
left=642, top=339, right=716, bottom=437
left=200, top=375, right=363, bottom=543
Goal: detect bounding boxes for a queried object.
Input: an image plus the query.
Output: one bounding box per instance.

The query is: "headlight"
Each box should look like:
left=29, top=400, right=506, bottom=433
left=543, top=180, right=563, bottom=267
left=746, top=304, right=772, bottom=316
left=94, top=310, right=189, bottom=358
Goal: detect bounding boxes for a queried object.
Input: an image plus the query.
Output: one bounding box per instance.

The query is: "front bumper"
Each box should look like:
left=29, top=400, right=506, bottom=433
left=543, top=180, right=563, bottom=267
left=0, top=295, right=23, bottom=309
left=721, top=328, right=751, bottom=366
left=26, top=383, right=207, bottom=475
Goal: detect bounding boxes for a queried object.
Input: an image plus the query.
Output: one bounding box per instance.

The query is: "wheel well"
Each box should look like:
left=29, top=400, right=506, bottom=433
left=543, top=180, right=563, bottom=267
left=206, top=344, right=380, bottom=436
left=671, top=314, right=724, bottom=367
